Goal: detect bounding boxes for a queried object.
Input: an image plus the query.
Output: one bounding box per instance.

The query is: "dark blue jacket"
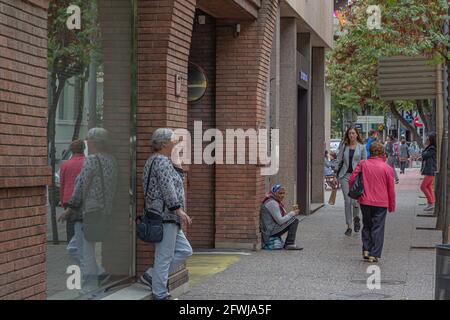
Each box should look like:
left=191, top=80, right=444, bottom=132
left=421, top=145, right=437, bottom=176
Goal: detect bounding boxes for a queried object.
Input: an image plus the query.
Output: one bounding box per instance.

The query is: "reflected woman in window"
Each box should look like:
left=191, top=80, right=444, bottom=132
left=59, top=128, right=118, bottom=293
left=138, top=128, right=193, bottom=300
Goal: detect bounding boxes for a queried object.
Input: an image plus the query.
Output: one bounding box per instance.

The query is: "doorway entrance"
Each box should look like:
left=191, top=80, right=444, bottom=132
left=297, top=87, right=309, bottom=215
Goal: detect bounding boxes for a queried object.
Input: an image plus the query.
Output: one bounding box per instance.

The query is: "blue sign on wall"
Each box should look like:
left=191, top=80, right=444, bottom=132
left=300, top=71, right=309, bottom=82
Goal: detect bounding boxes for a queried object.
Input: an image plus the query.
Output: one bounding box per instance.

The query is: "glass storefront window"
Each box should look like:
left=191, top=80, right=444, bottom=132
left=46, top=0, right=136, bottom=300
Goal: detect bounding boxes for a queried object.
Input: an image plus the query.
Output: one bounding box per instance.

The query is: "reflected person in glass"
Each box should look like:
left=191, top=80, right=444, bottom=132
left=59, top=128, right=118, bottom=293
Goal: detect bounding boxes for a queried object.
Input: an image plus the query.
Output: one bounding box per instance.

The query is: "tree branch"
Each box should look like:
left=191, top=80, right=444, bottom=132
left=389, top=102, right=423, bottom=148
left=417, top=100, right=430, bottom=136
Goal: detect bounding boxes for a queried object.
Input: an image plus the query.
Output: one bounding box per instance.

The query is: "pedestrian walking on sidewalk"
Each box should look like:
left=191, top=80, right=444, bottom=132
left=336, top=127, right=367, bottom=236
left=365, top=129, right=378, bottom=158
left=59, top=140, right=85, bottom=256
left=260, top=185, right=303, bottom=250
left=58, top=128, right=118, bottom=292
left=349, top=142, right=396, bottom=263
left=139, top=128, right=193, bottom=300
left=398, top=137, right=410, bottom=174
left=385, top=135, right=399, bottom=183
left=420, top=134, right=437, bottom=212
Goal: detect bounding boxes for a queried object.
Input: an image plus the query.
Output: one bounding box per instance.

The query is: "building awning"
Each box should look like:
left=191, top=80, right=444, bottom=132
left=378, top=56, right=443, bottom=101
left=197, top=0, right=260, bottom=20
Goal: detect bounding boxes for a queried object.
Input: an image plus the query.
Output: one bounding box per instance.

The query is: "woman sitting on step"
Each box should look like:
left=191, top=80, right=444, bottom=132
left=259, top=185, right=303, bottom=251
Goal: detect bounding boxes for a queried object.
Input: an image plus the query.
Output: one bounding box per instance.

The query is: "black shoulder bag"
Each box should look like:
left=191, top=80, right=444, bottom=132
left=335, top=145, right=347, bottom=177
left=83, top=156, right=109, bottom=242
left=348, top=161, right=365, bottom=200
left=136, top=159, right=164, bottom=243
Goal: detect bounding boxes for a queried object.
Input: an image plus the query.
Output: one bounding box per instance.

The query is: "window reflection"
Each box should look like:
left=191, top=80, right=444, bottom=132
left=46, top=0, right=134, bottom=299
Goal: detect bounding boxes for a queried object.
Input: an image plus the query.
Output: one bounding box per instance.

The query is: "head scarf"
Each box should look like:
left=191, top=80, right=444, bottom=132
left=262, top=184, right=287, bottom=217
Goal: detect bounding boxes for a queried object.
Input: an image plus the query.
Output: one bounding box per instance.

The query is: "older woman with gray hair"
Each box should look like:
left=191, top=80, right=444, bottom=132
left=138, top=128, right=193, bottom=300
left=59, top=127, right=118, bottom=292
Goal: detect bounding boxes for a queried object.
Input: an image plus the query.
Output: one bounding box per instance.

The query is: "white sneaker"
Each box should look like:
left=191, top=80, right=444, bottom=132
left=424, top=204, right=435, bottom=212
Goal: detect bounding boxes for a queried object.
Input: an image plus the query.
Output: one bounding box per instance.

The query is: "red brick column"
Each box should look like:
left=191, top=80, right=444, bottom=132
left=136, top=0, right=196, bottom=290
left=187, top=11, right=216, bottom=249
left=0, top=0, right=50, bottom=300
left=215, top=0, right=278, bottom=250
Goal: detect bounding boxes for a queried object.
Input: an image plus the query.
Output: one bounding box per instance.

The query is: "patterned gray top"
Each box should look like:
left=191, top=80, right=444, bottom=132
left=68, top=153, right=118, bottom=221
left=143, top=154, right=185, bottom=225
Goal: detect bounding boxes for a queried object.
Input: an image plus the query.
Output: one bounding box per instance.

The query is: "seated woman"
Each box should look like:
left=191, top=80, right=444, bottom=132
left=329, top=152, right=339, bottom=171
left=260, top=185, right=303, bottom=251
left=324, top=151, right=339, bottom=190
left=324, top=150, right=334, bottom=177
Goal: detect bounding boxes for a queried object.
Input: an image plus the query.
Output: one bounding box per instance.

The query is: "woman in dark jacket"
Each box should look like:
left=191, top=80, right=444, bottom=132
left=420, top=134, right=437, bottom=212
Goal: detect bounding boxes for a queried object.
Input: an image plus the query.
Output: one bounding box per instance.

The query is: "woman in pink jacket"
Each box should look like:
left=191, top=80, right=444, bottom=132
left=349, top=142, right=396, bottom=263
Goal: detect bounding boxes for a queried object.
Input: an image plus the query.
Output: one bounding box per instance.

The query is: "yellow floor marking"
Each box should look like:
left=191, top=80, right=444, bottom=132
left=186, top=254, right=242, bottom=287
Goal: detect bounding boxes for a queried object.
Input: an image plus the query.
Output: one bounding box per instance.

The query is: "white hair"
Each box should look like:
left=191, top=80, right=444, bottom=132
left=87, top=127, right=109, bottom=141
left=87, top=127, right=109, bottom=151
left=151, top=128, right=174, bottom=151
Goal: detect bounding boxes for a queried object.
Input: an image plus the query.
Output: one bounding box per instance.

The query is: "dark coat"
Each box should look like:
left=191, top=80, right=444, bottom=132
left=421, top=145, right=437, bottom=176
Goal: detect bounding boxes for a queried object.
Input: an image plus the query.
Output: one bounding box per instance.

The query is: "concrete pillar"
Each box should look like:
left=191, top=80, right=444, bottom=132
left=278, top=17, right=297, bottom=210
left=311, top=47, right=326, bottom=205
left=325, top=86, right=331, bottom=150
left=267, top=8, right=280, bottom=190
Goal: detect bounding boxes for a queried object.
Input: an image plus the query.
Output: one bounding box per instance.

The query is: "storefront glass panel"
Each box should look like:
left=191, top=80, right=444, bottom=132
left=46, top=0, right=136, bottom=299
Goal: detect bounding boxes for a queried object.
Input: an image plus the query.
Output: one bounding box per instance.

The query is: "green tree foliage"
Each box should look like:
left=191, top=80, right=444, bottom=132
left=326, top=0, right=449, bottom=144
left=47, top=0, right=99, bottom=243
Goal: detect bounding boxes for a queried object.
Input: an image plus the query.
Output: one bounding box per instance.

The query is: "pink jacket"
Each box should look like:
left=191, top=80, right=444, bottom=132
left=349, top=157, right=396, bottom=212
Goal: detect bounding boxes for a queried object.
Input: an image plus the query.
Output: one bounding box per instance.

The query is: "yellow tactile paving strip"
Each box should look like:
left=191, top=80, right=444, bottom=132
left=186, top=254, right=242, bottom=287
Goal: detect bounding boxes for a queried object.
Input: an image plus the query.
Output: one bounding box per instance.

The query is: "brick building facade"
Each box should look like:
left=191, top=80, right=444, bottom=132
left=0, top=0, right=50, bottom=299
left=0, top=0, right=333, bottom=299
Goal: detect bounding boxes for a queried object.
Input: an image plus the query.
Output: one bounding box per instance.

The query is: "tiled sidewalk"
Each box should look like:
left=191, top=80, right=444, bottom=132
left=180, top=168, right=441, bottom=300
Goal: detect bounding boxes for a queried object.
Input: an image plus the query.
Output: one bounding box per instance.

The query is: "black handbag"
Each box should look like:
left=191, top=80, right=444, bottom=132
left=348, top=161, right=365, bottom=200
left=136, top=159, right=164, bottom=243
left=83, top=156, right=109, bottom=242
left=335, top=145, right=346, bottom=177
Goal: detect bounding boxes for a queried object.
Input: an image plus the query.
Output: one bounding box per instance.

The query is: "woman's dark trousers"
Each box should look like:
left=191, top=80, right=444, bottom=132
left=400, top=161, right=408, bottom=173
left=273, top=219, right=299, bottom=246
left=360, top=205, right=388, bottom=258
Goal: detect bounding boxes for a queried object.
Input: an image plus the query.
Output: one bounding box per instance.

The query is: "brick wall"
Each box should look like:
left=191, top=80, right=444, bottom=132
left=187, top=11, right=216, bottom=249
left=0, top=0, right=50, bottom=300
left=136, top=0, right=196, bottom=281
left=215, top=0, right=278, bottom=250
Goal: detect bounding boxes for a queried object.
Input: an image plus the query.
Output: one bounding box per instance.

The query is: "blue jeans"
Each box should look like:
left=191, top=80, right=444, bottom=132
left=145, top=223, right=193, bottom=299
left=71, top=222, right=105, bottom=291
